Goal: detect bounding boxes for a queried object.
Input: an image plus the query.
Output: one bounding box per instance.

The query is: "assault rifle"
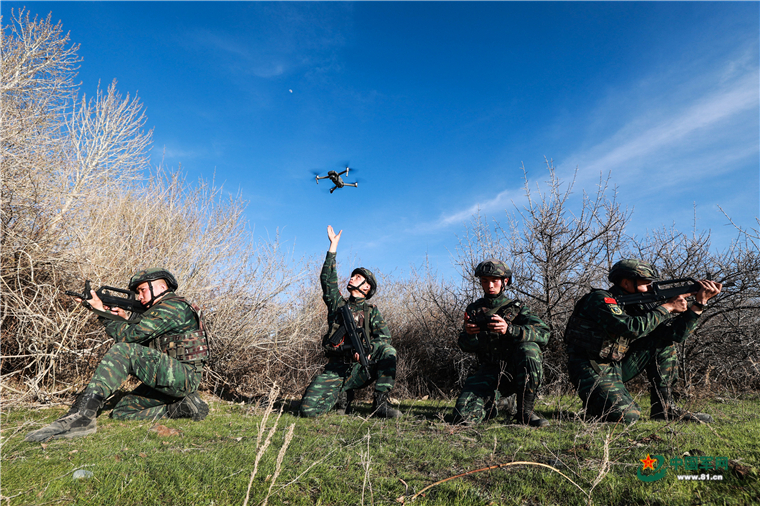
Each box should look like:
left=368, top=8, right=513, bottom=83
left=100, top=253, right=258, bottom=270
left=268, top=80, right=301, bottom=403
left=615, top=277, right=733, bottom=311
left=336, top=304, right=372, bottom=377
left=65, top=280, right=145, bottom=321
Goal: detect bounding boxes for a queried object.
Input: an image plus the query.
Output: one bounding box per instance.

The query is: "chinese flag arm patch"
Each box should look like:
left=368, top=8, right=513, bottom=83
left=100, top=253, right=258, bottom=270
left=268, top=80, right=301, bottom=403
left=604, top=297, right=617, bottom=304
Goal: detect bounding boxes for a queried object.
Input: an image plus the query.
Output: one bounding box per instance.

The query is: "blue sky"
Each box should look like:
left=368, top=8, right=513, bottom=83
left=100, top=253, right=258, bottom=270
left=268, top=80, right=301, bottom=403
left=7, top=1, right=759, bottom=280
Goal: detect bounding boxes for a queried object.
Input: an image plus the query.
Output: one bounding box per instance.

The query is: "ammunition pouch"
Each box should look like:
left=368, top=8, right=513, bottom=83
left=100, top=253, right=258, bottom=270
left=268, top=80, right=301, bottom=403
left=564, top=314, right=629, bottom=361
left=150, top=294, right=210, bottom=373
left=154, top=330, right=209, bottom=372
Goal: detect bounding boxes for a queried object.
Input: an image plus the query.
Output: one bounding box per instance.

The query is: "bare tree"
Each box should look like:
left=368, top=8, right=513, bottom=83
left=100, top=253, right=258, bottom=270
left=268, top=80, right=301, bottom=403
left=449, top=161, right=630, bottom=389
left=630, top=220, right=760, bottom=393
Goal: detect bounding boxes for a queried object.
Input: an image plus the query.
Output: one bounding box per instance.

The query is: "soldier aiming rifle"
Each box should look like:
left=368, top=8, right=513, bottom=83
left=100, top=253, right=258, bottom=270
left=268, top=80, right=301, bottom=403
left=26, top=268, right=210, bottom=442
left=564, top=259, right=722, bottom=423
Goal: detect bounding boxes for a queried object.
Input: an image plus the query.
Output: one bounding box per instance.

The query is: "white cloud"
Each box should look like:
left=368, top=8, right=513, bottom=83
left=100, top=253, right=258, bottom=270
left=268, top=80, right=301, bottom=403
left=161, top=145, right=205, bottom=161
left=415, top=49, right=759, bottom=242
left=431, top=186, right=524, bottom=230
left=250, top=63, right=286, bottom=78
left=559, top=65, right=759, bottom=187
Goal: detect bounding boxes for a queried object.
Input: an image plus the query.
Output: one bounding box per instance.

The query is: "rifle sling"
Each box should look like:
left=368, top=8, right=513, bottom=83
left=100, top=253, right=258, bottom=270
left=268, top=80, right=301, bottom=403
left=333, top=300, right=374, bottom=360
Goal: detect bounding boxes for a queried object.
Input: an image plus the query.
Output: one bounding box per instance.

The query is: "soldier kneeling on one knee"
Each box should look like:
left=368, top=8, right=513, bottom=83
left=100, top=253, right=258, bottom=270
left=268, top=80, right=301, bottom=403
left=453, top=259, right=550, bottom=428
left=564, top=259, right=722, bottom=424
left=299, top=225, right=401, bottom=419
left=26, top=268, right=210, bottom=442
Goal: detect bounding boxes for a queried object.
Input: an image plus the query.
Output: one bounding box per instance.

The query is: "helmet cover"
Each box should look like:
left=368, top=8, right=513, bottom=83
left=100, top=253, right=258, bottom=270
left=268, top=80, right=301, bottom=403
left=608, top=259, right=659, bottom=284
left=128, top=268, right=179, bottom=292
left=350, top=267, right=377, bottom=299
left=474, top=258, right=512, bottom=285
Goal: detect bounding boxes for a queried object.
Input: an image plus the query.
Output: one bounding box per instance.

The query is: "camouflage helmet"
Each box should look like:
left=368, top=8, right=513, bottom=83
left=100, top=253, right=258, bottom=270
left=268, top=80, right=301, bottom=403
left=474, top=258, right=512, bottom=285
left=128, top=268, right=179, bottom=292
left=351, top=267, right=377, bottom=299
left=608, top=259, right=659, bottom=284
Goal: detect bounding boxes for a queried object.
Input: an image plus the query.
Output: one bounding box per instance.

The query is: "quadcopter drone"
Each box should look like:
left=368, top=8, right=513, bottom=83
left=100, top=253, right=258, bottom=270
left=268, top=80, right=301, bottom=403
left=314, top=166, right=359, bottom=194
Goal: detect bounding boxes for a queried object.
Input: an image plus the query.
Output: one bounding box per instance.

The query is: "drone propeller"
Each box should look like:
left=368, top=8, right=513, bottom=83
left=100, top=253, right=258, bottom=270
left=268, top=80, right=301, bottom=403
left=310, top=170, right=323, bottom=184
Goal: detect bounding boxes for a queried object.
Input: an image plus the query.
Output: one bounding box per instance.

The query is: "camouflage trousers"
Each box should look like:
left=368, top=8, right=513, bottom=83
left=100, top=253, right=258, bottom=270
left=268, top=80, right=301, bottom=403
left=453, top=342, right=543, bottom=424
left=299, top=341, right=396, bottom=418
left=567, top=336, right=678, bottom=423
left=86, top=342, right=202, bottom=420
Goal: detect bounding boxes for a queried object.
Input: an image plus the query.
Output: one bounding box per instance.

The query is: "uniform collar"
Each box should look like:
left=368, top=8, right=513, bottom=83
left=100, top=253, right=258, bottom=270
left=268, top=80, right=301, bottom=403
left=483, top=292, right=511, bottom=308
left=608, top=285, right=627, bottom=297
left=348, top=295, right=367, bottom=307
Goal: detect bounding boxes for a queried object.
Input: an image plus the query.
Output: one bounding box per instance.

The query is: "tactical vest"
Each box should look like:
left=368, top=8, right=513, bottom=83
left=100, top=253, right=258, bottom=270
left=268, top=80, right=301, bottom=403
left=322, top=299, right=373, bottom=359
left=563, top=290, right=629, bottom=361
left=149, top=294, right=210, bottom=372
left=470, top=299, right=523, bottom=360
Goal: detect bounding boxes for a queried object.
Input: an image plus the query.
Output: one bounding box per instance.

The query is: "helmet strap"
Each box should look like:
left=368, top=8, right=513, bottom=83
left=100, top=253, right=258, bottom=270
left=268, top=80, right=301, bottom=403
left=143, top=280, right=156, bottom=307
left=347, top=280, right=368, bottom=296
left=143, top=280, right=169, bottom=308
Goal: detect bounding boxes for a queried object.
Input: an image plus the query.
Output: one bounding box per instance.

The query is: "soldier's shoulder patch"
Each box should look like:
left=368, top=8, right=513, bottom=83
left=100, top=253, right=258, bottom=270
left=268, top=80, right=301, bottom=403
left=603, top=296, right=623, bottom=315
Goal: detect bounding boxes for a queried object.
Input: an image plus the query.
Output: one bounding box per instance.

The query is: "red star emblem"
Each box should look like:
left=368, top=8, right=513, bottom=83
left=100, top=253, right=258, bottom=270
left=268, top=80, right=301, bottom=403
left=640, top=454, right=657, bottom=470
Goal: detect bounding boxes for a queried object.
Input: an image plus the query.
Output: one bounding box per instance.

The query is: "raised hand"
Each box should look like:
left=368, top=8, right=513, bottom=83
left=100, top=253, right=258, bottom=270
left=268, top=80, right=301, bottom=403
left=327, top=225, right=343, bottom=252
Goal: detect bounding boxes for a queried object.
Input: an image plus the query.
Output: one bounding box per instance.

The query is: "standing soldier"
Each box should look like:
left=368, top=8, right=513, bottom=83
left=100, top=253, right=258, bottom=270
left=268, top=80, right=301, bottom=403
left=564, top=259, right=722, bottom=423
left=299, top=225, right=401, bottom=419
left=453, top=259, right=550, bottom=427
left=26, top=268, right=209, bottom=441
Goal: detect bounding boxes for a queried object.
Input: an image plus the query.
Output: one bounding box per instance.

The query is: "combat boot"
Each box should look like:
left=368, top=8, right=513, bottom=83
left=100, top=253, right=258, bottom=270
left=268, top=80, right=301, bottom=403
left=335, top=390, right=355, bottom=415
left=517, top=392, right=549, bottom=428
left=497, top=393, right=518, bottom=417
left=650, top=388, right=713, bottom=423
left=25, top=391, right=104, bottom=442
left=166, top=392, right=209, bottom=421
left=372, top=391, right=401, bottom=419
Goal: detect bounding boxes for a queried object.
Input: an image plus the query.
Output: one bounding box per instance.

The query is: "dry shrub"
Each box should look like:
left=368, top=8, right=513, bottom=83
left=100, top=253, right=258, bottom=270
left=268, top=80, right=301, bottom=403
left=383, top=162, right=760, bottom=399
left=632, top=225, right=760, bottom=393
left=376, top=268, right=470, bottom=399
left=2, top=10, right=757, bottom=405
left=0, top=9, right=302, bottom=402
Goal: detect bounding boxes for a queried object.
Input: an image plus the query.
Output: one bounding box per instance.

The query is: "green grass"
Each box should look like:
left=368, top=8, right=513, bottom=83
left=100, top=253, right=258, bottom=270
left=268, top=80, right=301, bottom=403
left=2, top=394, right=758, bottom=505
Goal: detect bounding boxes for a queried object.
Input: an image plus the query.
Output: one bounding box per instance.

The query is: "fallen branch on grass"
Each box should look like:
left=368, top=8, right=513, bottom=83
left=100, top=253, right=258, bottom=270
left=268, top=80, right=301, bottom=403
left=403, top=460, right=590, bottom=503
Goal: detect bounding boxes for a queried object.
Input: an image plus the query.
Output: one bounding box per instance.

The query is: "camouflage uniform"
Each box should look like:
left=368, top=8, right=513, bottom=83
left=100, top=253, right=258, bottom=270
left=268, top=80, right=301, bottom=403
left=299, top=252, right=396, bottom=417
left=91, top=293, right=206, bottom=419
left=26, top=269, right=209, bottom=442
left=453, top=292, right=550, bottom=424
left=564, top=286, right=701, bottom=423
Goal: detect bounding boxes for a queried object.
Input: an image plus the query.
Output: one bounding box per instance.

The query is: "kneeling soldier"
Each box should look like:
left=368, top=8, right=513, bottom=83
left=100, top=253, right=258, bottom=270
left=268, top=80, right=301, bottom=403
left=453, top=259, right=550, bottom=427
left=564, top=259, right=721, bottom=423
left=26, top=268, right=209, bottom=442
left=299, top=225, right=400, bottom=419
